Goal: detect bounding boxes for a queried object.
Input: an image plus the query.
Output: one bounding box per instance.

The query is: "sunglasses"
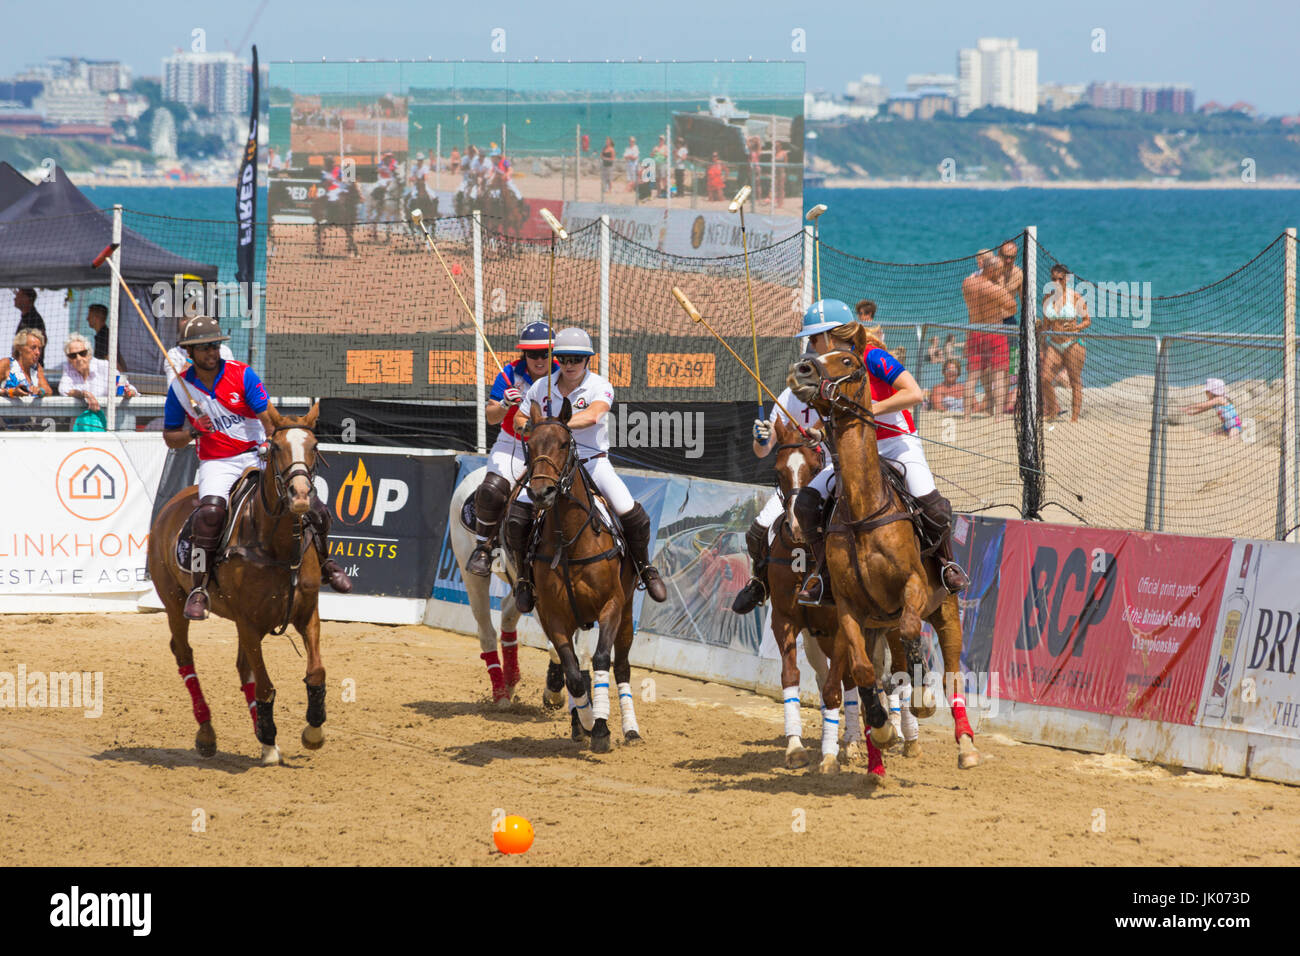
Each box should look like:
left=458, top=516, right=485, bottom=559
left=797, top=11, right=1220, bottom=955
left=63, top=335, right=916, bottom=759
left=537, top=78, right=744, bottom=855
left=67, top=349, right=89, bottom=358
left=557, top=355, right=586, bottom=365
left=192, top=342, right=222, bottom=352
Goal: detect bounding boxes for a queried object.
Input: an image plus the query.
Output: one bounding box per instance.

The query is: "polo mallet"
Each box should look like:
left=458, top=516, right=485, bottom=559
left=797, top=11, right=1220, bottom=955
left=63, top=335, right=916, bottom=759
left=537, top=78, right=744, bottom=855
left=91, top=242, right=202, bottom=417
left=728, top=184, right=766, bottom=442
left=806, top=203, right=827, bottom=302
left=540, top=208, right=570, bottom=408
left=671, top=286, right=804, bottom=435
left=409, top=208, right=508, bottom=381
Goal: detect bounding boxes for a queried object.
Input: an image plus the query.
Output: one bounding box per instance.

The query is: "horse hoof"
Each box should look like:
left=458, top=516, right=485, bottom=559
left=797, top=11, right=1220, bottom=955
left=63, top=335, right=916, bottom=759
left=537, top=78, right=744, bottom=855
left=506, top=682, right=521, bottom=702
left=495, top=694, right=514, bottom=711
left=840, top=740, right=865, bottom=764
left=785, top=744, right=810, bottom=769
left=591, top=731, right=611, bottom=754
left=910, top=703, right=937, bottom=720
left=261, top=744, right=282, bottom=766
left=957, top=735, right=982, bottom=770
left=542, top=688, right=565, bottom=710
left=195, top=723, right=216, bottom=758
left=570, top=711, right=588, bottom=742
left=301, top=725, right=325, bottom=750
left=903, top=738, right=923, bottom=759
left=818, top=754, right=840, bottom=775
left=624, top=730, right=645, bottom=746
left=870, top=723, right=898, bottom=748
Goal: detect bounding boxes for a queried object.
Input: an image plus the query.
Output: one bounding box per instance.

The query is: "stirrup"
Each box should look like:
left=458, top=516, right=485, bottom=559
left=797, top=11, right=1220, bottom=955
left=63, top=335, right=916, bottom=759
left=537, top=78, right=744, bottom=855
left=941, top=561, right=970, bottom=593
left=183, top=586, right=210, bottom=621
left=796, top=574, right=824, bottom=607
left=466, top=541, right=494, bottom=576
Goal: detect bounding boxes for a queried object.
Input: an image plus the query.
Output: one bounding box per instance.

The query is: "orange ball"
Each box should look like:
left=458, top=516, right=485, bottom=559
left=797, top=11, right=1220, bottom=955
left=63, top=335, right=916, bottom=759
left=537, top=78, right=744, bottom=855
left=494, top=815, right=534, bottom=854
left=451, top=263, right=463, bottom=275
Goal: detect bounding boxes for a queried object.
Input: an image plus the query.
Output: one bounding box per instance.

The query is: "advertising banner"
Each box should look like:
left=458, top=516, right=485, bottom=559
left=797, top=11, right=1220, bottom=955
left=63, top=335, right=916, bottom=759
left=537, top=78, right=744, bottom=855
left=991, top=522, right=1231, bottom=725
left=314, top=449, right=456, bottom=598
left=0, top=436, right=166, bottom=593
left=1197, top=539, right=1300, bottom=738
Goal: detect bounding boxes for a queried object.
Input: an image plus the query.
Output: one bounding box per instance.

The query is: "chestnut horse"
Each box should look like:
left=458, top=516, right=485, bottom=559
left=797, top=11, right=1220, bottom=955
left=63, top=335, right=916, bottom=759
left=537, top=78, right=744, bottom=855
left=767, top=417, right=919, bottom=775
left=147, top=404, right=328, bottom=765
left=523, top=399, right=643, bottom=753
left=789, top=352, right=980, bottom=771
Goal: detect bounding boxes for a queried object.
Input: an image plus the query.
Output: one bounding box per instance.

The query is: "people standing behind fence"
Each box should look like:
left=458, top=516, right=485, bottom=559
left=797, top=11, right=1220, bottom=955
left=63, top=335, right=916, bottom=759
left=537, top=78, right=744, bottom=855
left=601, top=137, right=616, bottom=194
left=706, top=152, right=726, bottom=201
left=928, top=359, right=965, bottom=414
left=167, top=316, right=233, bottom=384
left=58, top=332, right=137, bottom=431
left=1181, top=378, right=1243, bottom=440
left=652, top=136, right=668, bottom=198
left=12, top=288, right=45, bottom=365
left=747, top=136, right=762, bottom=195
left=675, top=138, right=688, bottom=197
left=961, top=249, right=1018, bottom=420
left=623, top=136, right=639, bottom=192
left=773, top=141, right=788, bottom=207
left=1041, top=263, right=1091, bottom=422
left=1, top=328, right=51, bottom=399
left=84, top=303, right=128, bottom=373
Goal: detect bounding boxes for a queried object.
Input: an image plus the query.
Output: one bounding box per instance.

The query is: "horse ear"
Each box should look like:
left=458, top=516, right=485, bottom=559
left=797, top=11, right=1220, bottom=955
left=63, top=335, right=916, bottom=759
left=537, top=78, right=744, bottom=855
left=303, top=401, right=320, bottom=430
left=559, top=397, right=572, bottom=424
left=774, top=416, right=790, bottom=440
left=266, top=403, right=284, bottom=431
left=529, top=401, right=541, bottom=426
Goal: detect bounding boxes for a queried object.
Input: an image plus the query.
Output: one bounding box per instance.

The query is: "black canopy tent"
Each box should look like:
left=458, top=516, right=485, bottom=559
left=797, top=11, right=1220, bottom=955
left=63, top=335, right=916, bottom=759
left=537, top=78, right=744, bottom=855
left=0, top=165, right=219, bottom=377
left=0, top=162, right=34, bottom=214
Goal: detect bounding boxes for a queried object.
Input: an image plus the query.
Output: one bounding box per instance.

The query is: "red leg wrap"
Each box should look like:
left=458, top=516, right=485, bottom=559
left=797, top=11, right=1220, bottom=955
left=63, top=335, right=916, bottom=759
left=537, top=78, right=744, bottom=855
left=866, top=736, right=886, bottom=777
left=481, top=651, right=507, bottom=700
left=179, top=664, right=211, bottom=725
left=242, top=681, right=257, bottom=729
left=500, top=631, right=520, bottom=686
left=951, top=695, right=975, bottom=741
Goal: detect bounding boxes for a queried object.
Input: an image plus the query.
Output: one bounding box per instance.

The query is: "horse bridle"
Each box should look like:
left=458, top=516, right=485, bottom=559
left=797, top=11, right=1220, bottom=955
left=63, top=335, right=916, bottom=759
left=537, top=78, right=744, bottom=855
left=772, top=437, right=826, bottom=503
left=524, top=419, right=579, bottom=500
left=803, top=351, right=879, bottom=430
left=260, top=425, right=322, bottom=516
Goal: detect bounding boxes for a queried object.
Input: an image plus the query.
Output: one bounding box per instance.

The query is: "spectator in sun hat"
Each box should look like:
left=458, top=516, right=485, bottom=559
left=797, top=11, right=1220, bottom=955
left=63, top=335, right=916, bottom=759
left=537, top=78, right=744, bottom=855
left=1180, top=377, right=1243, bottom=439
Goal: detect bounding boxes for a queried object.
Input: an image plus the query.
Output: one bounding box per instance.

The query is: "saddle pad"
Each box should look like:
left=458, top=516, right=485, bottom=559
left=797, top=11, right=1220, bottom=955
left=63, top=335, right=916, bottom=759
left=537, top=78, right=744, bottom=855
left=460, top=495, right=477, bottom=532
left=175, top=511, right=198, bottom=573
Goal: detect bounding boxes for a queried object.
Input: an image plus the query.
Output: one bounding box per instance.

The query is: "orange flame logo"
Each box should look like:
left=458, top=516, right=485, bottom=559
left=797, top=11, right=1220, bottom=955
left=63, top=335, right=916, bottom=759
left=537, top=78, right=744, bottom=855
left=335, top=458, right=374, bottom=525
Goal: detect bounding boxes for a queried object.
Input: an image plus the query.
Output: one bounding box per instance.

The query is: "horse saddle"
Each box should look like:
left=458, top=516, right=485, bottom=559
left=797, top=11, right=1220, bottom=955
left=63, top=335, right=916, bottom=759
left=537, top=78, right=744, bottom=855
left=527, top=460, right=624, bottom=567
left=174, top=469, right=262, bottom=574
left=826, top=463, right=940, bottom=557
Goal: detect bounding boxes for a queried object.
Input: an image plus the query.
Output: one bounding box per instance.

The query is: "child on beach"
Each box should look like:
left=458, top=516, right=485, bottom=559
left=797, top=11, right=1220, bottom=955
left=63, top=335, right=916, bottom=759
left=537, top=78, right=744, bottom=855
left=1181, top=378, right=1243, bottom=439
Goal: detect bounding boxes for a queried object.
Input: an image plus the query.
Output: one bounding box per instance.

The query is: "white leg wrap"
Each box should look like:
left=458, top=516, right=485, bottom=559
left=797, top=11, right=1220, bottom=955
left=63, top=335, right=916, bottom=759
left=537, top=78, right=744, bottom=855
left=569, top=688, right=595, bottom=731
left=842, top=687, right=862, bottom=742
left=617, top=682, right=639, bottom=735
left=888, top=690, right=903, bottom=738
left=899, top=682, right=919, bottom=740
left=782, top=685, right=802, bottom=739
left=592, top=670, right=611, bottom=721
left=820, top=707, right=840, bottom=758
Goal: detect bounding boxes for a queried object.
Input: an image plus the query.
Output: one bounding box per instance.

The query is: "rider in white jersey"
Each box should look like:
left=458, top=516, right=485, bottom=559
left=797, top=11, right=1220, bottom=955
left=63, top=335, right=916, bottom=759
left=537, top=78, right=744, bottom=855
left=731, top=383, right=827, bottom=614
left=505, top=327, right=668, bottom=612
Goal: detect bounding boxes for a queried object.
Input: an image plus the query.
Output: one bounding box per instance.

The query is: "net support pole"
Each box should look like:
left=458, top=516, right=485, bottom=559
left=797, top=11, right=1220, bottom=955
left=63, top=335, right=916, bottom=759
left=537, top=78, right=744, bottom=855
left=473, top=209, right=486, bottom=455
left=106, top=204, right=123, bottom=431
left=771, top=114, right=777, bottom=218
left=576, top=124, right=581, bottom=200
left=665, top=122, right=672, bottom=213
left=800, top=224, right=814, bottom=355
left=599, top=214, right=611, bottom=380
left=1019, top=225, right=1043, bottom=520
left=1144, top=337, right=1167, bottom=531
left=435, top=124, right=441, bottom=194
left=1284, top=227, right=1298, bottom=541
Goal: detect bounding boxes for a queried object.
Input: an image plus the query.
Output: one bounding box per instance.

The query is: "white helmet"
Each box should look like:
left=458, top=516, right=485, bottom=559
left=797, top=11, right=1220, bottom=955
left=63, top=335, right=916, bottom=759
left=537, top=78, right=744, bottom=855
left=552, top=327, right=594, bottom=356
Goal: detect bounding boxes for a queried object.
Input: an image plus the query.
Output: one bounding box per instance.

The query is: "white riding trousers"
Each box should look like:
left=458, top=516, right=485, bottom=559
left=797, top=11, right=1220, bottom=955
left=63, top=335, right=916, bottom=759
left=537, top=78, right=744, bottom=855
left=808, top=433, right=936, bottom=499
left=197, top=451, right=261, bottom=503
left=517, top=453, right=635, bottom=515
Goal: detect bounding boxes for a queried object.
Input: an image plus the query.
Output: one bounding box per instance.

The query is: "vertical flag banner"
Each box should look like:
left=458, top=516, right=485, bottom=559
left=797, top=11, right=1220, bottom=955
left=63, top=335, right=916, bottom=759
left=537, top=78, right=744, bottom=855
left=235, top=45, right=259, bottom=311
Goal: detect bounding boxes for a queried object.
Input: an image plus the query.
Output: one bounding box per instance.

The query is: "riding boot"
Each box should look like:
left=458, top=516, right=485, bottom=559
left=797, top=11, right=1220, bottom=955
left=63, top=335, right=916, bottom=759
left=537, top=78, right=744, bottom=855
left=792, top=488, right=829, bottom=606
left=621, top=503, right=667, bottom=602
left=505, top=499, right=536, bottom=613
left=308, top=497, right=352, bottom=593
left=731, top=518, right=771, bottom=613
left=918, top=490, right=970, bottom=593
left=184, top=496, right=227, bottom=621
left=466, top=472, right=513, bottom=577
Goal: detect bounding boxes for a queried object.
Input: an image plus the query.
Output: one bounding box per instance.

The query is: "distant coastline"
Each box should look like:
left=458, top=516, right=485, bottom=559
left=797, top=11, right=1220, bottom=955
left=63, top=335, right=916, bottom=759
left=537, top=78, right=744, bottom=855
left=821, top=177, right=1300, bottom=190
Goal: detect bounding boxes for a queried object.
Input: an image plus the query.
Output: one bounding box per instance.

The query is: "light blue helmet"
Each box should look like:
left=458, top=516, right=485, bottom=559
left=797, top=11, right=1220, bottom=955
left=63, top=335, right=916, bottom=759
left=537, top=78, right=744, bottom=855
left=795, top=299, right=855, bottom=338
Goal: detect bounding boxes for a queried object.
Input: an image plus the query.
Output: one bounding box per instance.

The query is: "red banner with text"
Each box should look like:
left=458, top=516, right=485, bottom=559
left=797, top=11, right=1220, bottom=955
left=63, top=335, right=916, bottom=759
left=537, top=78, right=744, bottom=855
left=991, top=522, right=1232, bottom=725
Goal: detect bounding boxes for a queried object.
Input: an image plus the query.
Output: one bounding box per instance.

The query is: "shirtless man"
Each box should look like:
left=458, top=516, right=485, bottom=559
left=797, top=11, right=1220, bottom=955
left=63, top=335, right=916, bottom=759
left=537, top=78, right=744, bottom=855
left=960, top=249, right=1017, bottom=419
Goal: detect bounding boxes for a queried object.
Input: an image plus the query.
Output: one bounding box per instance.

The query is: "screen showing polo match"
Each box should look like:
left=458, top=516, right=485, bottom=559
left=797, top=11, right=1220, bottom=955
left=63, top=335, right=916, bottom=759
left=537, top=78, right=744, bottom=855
left=264, top=60, right=805, bottom=400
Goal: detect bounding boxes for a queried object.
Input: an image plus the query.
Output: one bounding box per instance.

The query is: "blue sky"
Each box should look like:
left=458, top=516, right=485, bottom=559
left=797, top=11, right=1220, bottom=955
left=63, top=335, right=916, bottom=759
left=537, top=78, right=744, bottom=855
left=9, top=0, right=1300, bottom=114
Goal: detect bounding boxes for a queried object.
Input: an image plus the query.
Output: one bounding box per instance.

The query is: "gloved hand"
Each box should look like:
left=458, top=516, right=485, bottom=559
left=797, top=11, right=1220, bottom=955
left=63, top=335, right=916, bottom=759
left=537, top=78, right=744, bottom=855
left=256, top=440, right=272, bottom=460
left=804, top=426, right=824, bottom=445
left=502, top=386, right=524, bottom=406
left=191, top=414, right=214, bottom=435
left=752, top=419, right=771, bottom=444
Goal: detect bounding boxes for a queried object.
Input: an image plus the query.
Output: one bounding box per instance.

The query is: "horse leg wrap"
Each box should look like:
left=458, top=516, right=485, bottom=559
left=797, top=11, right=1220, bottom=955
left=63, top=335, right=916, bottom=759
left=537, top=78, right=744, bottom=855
left=820, top=707, right=840, bottom=759
left=304, top=679, right=327, bottom=728
left=592, top=670, right=611, bottom=721
left=782, top=686, right=802, bottom=740
left=499, top=631, right=519, bottom=687
left=480, top=650, right=507, bottom=699
left=842, top=686, right=863, bottom=743
left=617, top=681, right=640, bottom=735
left=864, top=687, right=889, bottom=728
left=568, top=674, right=594, bottom=732
left=178, top=665, right=211, bottom=725
left=242, top=680, right=257, bottom=729
left=951, top=694, right=974, bottom=741
left=898, top=682, right=919, bottom=740
left=865, top=736, right=886, bottom=777
left=887, top=690, right=902, bottom=739
left=255, top=689, right=277, bottom=746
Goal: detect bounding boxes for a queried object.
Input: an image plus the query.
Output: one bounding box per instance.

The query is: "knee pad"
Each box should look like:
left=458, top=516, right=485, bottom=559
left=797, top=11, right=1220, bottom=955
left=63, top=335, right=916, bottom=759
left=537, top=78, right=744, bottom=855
left=745, top=518, right=768, bottom=557
left=504, top=501, right=535, bottom=551
left=620, top=502, right=649, bottom=536
left=193, top=496, right=228, bottom=545
left=918, top=490, right=951, bottom=522
left=475, top=471, right=513, bottom=523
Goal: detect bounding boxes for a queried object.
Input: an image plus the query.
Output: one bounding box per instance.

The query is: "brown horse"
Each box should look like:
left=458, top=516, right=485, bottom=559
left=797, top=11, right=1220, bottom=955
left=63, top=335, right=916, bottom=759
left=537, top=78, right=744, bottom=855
left=789, top=352, right=980, bottom=771
left=147, top=403, right=328, bottom=765
left=519, top=399, right=642, bottom=753
left=767, top=417, right=918, bottom=775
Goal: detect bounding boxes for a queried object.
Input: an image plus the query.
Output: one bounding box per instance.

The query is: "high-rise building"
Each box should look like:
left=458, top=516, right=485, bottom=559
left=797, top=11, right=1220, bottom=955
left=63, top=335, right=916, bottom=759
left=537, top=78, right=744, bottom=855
left=1038, top=83, right=1086, bottom=111
left=162, top=51, right=249, bottom=114
left=957, top=38, right=1038, bottom=116
left=906, top=73, right=957, bottom=97
left=1086, top=82, right=1195, bottom=114
left=32, top=78, right=108, bottom=125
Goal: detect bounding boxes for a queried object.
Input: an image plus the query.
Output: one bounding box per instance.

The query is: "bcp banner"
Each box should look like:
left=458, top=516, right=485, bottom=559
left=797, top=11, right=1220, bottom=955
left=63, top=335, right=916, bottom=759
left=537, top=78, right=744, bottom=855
left=1197, top=539, right=1300, bottom=738
left=991, top=521, right=1232, bottom=725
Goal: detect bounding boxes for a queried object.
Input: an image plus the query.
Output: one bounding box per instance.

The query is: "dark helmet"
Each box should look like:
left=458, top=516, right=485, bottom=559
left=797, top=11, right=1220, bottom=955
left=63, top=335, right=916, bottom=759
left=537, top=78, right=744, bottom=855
left=517, top=321, right=554, bottom=352
left=179, top=316, right=230, bottom=346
